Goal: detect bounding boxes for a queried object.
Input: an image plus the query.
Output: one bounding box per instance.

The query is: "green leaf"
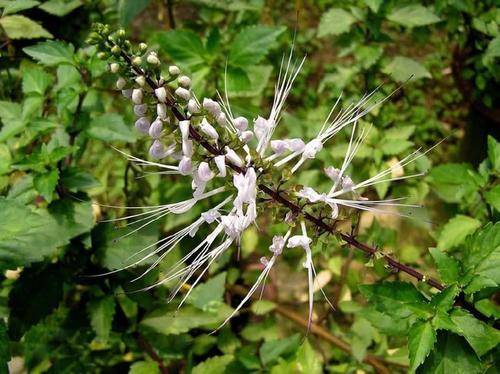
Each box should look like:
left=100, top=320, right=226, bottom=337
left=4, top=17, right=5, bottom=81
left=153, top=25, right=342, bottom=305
left=430, top=285, right=460, bottom=312
left=187, top=272, right=226, bottom=312
left=34, top=169, right=58, bottom=202
left=437, top=215, right=481, bottom=251
left=227, top=65, right=273, bottom=97
left=387, top=5, right=440, bottom=27
left=23, top=40, right=74, bottom=66
left=156, top=30, right=206, bottom=69
left=383, top=56, right=431, bottom=82
left=86, top=113, right=136, bottom=143
left=259, top=334, right=301, bottom=366
left=408, top=320, right=436, bottom=372
left=192, top=355, right=233, bottom=374
left=118, top=0, right=150, bottom=25
left=229, top=26, right=284, bottom=67
left=482, top=37, right=500, bottom=68
left=38, top=0, right=82, bottom=16
left=427, top=163, right=479, bottom=203
left=317, top=8, right=357, bottom=37
left=0, top=198, right=93, bottom=271
left=359, top=281, right=432, bottom=319
left=0, top=101, right=24, bottom=142
left=421, top=332, right=483, bottom=373
left=269, top=340, right=323, bottom=374
left=449, top=309, right=500, bottom=356
left=429, top=248, right=460, bottom=284
left=0, top=15, right=52, bottom=39
left=88, top=296, right=115, bottom=344
left=380, top=139, right=413, bottom=155
left=351, top=318, right=375, bottom=362
left=363, top=0, right=383, bottom=13
left=1, top=0, right=40, bottom=15
left=462, top=222, right=500, bottom=294
left=141, top=304, right=233, bottom=335
left=485, top=185, right=500, bottom=212
left=251, top=300, right=276, bottom=315
left=487, top=135, right=500, bottom=172
left=60, top=168, right=100, bottom=191
left=22, top=65, right=53, bottom=95
left=129, top=361, right=160, bottom=374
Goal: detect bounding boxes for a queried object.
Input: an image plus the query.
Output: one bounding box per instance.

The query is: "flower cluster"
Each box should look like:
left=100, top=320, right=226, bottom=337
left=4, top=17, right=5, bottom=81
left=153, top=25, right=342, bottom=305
left=88, top=24, right=430, bottom=330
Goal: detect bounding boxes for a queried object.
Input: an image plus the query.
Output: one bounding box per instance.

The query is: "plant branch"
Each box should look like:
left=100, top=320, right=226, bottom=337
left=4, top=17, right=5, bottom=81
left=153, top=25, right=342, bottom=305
left=135, top=333, right=169, bottom=374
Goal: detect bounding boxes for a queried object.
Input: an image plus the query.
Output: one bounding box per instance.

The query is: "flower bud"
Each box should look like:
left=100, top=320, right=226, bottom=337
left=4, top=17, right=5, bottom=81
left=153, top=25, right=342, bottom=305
left=178, top=75, right=191, bottom=88
left=233, top=116, right=248, bottom=131
left=286, top=138, right=306, bottom=153
left=214, top=155, right=226, bottom=177
left=324, top=166, right=341, bottom=182
left=149, top=118, right=163, bottom=139
left=132, top=56, right=142, bottom=66
left=168, top=65, right=180, bottom=76
left=271, top=140, right=288, bottom=155
left=197, top=162, right=214, bottom=182
left=175, top=87, right=190, bottom=101
left=117, top=29, right=126, bottom=37
left=135, top=117, right=150, bottom=134
left=202, top=98, right=221, bottom=116
left=111, top=45, right=121, bottom=55
left=179, top=120, right=190, bottom=140
left=139, top=42, right=148, bottom=52
left=146, top=52, right=160, bottom=65
left=132, top=88, right=143, bottom=104
left=97, top=52, right=107, bottom=60
left=157, top=103, right=167, bottom=120
left=253, top=116, right=269, bottom=141
left=135, top=75, right=146, bottom=87
left=200, top=118, right=219, bottom=140
left=182, top=139, right=193, bottom=157
left=225, top=146, right=243, bottom=167
left=121, top=89, right=132, bottom=99
left=116, top=77, right=126, bottom=90
left=154, top=87, right=167, bottom=103
left=216, top=112, right=227, bottom=126
left=187, top=99, right=199, bottom=114
left=239, top=130, right=254, bottom=144
left=179, top=157, right=192, bottom=175
left=109, top=63, right=119, bottom=73
left=134, top=104, right=147, bottom=117
left=341, top=176, right=355, bottom=191
left=149, top=140, right=167, bottom=159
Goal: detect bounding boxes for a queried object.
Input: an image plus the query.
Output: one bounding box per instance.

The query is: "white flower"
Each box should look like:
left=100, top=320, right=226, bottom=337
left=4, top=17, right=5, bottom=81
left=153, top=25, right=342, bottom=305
left=149, top=140, right=168, bottom=159
left=121, top=89, right=132, bottom=99
left=182, top=139, right=193, bottom=157
left=271, top=140, right=288, bottom=155
left=197, top=162, right=214, bottom=182
left=239, top=131, right=253, bottom=144
left=132, top=88, right=143, bottom=104
left=200, top=118, right=219, bottom=140
left=234, top=117, right=248, bottom=131
left=287, top=235, right=312, bottom=251
left=149, top=118, right=163, bottom=139
left=187, top=99, right=199, bottom=114
left=201, top=209, right=220, bottom=224
left=341, top=175, right=354, bottom=191
left=155, top=87, right=167, bottom=103
left=253, top=116, right=270, bottom=141
left=168, top=65, right=180, bottom=76
left=116, top=77, right=126, bottom=90
left=110, top=63, right=119, bottom=73
left=269, top=235, right=286, bottom=255
left=178, top=75, right=191, bottom=88
left=175, top=87, right=190, bottom=100
left=325, top=166, right=341, bottom=183
left=134, top=117, right=150, bottom=134
left=286, top=138, right=305, bottom=153
left=216, top=112, right=227, bottom=126
left=214, top=155, right=226, bottom=177
left=146, top=52, right=160, bottom=65
left=178, top=156, right=192, bottom=175
left=224, top=146, right=243, bottom=167
left=179, top=120, right=190, bottom=141
left=202, top=98, right=221, bottom=116
left=134, top=104, right=147, bottom=117
left=157, top=103, right=167, bottom=120
left=233, top=167, right=257, bottom=212
left=302, top=139, right=323, bottom=159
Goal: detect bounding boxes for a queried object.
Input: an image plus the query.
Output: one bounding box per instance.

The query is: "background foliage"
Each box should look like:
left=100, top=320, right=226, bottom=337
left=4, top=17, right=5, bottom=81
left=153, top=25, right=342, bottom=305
left=0, top=0, right=499, bottom=373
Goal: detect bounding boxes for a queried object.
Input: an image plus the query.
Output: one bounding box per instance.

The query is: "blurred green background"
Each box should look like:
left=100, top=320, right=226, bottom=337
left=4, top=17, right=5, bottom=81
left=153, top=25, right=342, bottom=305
left=0, top=0, right=499, bottom=373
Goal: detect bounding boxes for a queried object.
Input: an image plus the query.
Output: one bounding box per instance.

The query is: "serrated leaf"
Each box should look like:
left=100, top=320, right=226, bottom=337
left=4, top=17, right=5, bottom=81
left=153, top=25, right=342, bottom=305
left=380, top=139, right=413, bottom=155
left=0, top=198, right=93, bottom=271
left=34, top=169, right=58, bottom=202
left=427, top=163, right=479, bottom=203
left=39, top=0, right=82, bottom=16
left=22, top=65, right=53, bottom=95
left=155, top=30, right=206, bottom=69
left=408, top=320, right=436, bottom=372
left=482, top=36, right=500, bottom=67
left=462, top=222, right=500, bottom=294
left=485, top=185, right=500, bottom=212
left=429, top=248, right=460, bottom=284
left=229, top=26, right=284, bottom=67
left=269, top=340, right=323, bottom=374
left=60, top=168, right=100, bottom=191
left=437, top=215, right=481, bottom=251
left=318, top=8, right=357, bottom=37
left=449, top=309, right=500, bottom=356
left=363, top=0, right=383, bottom=13
left=88, top=296, right=115, bottom=344
left=387, top=5, right=440, bottom=27
left=0, top=15, right=52, bottom=39
left=23, top=40, right=74, bottom=66
left=192, top=355, right=233, bottom=374
left=487, top=135, right=500, bottom=172
left=383, top=56, right=431, bottom=82
left=86, top=113, right=136, bottom=143
left=0, top=101, right=24, bottom=142
left=118, top=0, right=150, bottom=25
left=141, top=304, right=233, bottom=335
left=227, top=65, right=272, bottom=97
left=359, top=281, right=432, bottom=319
left=187, top=272, right=226, bottom=312
left=259, top=333, right=301, bottom=366
left=1, top=0, right=40, bottom=15
left=430, top=285, right=459, bottom=312
left=351, top=318, right=375, bottom=362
